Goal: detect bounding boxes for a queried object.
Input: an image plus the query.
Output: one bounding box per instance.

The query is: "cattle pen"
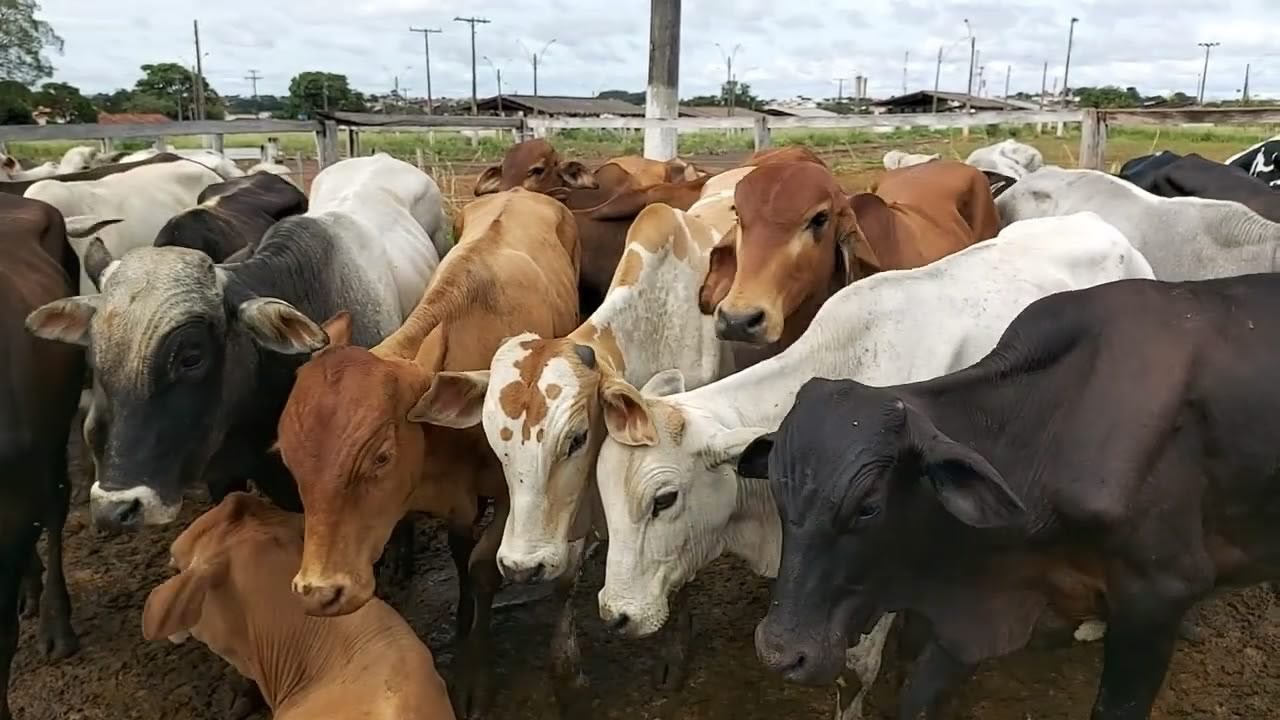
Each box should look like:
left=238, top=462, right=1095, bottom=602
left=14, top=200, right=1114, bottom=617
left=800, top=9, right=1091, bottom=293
left=3, top=106, right=1280, bottom=175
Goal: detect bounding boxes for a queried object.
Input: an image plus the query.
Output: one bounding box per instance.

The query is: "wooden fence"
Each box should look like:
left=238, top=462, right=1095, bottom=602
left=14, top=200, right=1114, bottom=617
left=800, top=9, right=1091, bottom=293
left=1, top=107, right=1277, bottom=172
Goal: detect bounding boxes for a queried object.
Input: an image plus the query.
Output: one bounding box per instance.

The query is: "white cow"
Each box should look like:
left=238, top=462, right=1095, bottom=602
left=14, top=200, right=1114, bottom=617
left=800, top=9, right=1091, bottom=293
left=120, top=148, right=244, bottom=179
left=24, top=160, right=225, bottom=294
left=1, top=154, right=60, bottom=181
left=247, top=161, right=301, bottom=188
left=594, top=212, right=1155, bottom=720
left=997, top=166, right=1280, bottom=280
left=965, top=138, right=1044, bottom=179
left=58, top=145, right=101, bottom=173
left=307, top=153, right=445, bottom=316
left=882, top=150, right=940, bottom=169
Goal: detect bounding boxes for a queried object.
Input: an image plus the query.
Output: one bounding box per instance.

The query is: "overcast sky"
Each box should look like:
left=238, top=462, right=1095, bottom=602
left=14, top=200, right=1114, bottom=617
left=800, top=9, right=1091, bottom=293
left=36, top=0, right=1280, bottom=102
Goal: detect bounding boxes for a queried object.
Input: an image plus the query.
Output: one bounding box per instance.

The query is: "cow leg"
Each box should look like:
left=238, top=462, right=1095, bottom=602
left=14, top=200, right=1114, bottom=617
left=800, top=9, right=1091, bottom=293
left=896, top=638, right=972, bottom=720
left=37, top=446, right=78, bottom=660
left=1, top=529, right=39, bottom=720
left=226, top=671, right=266, bottom=720
left=451, top=498, right=507, bottom=720
left=17, top=551, right=41, bottom=620
left=550, top=539, right=589, bottom=720
left=837, top=613, right=896, bottom=720
left=447, top=530, right=476, bottom=640
left=652, top=585, right=693, bottom=691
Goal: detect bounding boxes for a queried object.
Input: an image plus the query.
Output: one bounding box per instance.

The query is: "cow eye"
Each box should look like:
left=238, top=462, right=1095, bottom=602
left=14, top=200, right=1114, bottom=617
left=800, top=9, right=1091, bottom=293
left=175, top=350, right=205, bottom=375
left=809, top=211, right=829, bottom=232
left=857, top=503, right=880, bottom=521
left=652, top=489, right=679, bottom=518
left=565, top=431, right=588, bottom=458
left=529, top=166, right=545, bottom=176
left=372, top=450, right=392, bottom=468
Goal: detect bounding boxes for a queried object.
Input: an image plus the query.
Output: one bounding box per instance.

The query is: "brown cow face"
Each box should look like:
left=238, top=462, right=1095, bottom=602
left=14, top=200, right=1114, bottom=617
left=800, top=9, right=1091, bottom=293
left=278, top=342, right=429, bottom=617
left=473, top=138, right=598, bottom=196
left=737, top=379, right=1025, bottom=686
left=698, top=162, right=856, bottom=345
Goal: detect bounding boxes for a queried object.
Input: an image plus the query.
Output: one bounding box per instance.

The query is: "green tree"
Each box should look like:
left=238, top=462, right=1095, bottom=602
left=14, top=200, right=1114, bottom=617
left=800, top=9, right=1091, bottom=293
left=123, top=92, right=176, bottom=117
left=90, top=88, right=136, bottom=113
left=33, top=81, right=96, bottom=122
left=133, top=62, right=224, bottom=119
left=1076, top=85, right=1134, bottom=108
left=596, top=89, right=645, bottom=105
left=0, top=80, right=34, bottom=124
left=0, top=0, right=63, bottom=85
left=285, top=72, right=366, bottom=118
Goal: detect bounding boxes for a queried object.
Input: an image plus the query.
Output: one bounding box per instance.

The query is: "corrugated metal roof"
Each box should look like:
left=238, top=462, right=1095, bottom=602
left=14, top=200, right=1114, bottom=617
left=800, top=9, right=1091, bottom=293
left=763, top=106, right=842, bottom=117
left=474, top=95, right=645, bottom=116
left=97, top=112, right=172, bottom=125
left=870, top=91, right=1025, bottom=111
left=679, top=105, right=766, bottom=118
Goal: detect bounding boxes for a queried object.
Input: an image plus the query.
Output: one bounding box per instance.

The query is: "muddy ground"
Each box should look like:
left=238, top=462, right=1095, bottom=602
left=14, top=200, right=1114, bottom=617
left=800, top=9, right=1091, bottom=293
left=11, top=141, right=1280, bottom=719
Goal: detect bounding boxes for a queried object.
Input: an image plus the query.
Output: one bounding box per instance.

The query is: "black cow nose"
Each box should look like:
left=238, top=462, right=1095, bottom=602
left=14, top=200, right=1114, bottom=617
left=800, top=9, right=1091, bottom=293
left=716, top=308, right=767, bottom=342
left=94, top=498, right=142, bottom=532
left=607, top=612, right=630, bottom=632
left=783, top=651, right=807, bottom=675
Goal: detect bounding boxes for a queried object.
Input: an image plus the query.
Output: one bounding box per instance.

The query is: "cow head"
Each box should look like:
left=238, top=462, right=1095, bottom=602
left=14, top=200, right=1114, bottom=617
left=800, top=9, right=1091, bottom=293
left=742, top=378, right=1025, bottom=686
left=993, top=168, right=1071, bottom=228
left=698, top=162, right=860, bottom=345
left=26, top=246, right=330, bottom=533
left=473, top=139, right=597, bottom=196
left=0, top=153, right=18, bottom=180
left=593, top=373, right=785, bottom=640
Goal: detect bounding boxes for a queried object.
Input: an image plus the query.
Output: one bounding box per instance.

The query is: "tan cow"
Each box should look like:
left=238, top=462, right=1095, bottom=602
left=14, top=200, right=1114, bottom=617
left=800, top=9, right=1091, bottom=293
left=141, top=493, right=455, bottom=720
left=700, top=159, right=999, bottom=348
left=604, top=154, right=703, bottom=185
left=276, top=188, right=581, bottom=719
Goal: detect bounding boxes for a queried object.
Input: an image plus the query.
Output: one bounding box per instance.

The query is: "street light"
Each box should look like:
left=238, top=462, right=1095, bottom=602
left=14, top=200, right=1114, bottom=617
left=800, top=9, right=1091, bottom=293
left=483, top=55, right=504, bottom=113
left=715, top=42, right=743, bottom=115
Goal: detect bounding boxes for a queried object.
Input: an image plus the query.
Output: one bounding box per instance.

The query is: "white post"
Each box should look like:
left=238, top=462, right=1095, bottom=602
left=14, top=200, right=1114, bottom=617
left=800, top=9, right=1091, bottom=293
left=643, top=0, right=680, bottom=160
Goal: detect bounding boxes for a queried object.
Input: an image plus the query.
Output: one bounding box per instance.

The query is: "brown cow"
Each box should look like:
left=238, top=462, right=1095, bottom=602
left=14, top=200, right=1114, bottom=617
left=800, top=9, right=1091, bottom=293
left=699, top=159, right=998, bottom=349
left=1, top=195, right=83, bottom=720
left=142, top=493, right=455, bottom=720
left=604, top=154, right=704, bottom=185
left=277, top=188, right=581, bottom=719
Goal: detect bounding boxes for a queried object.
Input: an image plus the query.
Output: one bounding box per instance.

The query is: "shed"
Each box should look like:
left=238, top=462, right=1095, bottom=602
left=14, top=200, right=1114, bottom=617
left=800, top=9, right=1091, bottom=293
left=474, top=95, right=645, bottom=116
left=869, top=91, right=1027, bottom=114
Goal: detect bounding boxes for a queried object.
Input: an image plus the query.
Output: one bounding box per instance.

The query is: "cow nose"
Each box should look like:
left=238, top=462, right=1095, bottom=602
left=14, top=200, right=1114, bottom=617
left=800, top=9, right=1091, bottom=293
left=605, top=611, right=630, bottom=633
left=91, top=497, right=142, bottom=533
left=716, top=308, right=767, bottom=343
left=755, top=622, right=808, bottom=679
left=293, top=581, right=346, bottom=615
left=499, top=559, right=545, bottom=584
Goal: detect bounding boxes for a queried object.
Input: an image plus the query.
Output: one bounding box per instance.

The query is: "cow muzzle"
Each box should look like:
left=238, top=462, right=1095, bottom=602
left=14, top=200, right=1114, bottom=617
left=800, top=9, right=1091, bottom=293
left=89, top=483, right=182, bottom=532
left=496, top=545, right=565, bottom=584
left=292, top=571, right=373, bottom=617
left=715, top=306, right=770, bottom=344
left=754, top=616, right=844, bottom=686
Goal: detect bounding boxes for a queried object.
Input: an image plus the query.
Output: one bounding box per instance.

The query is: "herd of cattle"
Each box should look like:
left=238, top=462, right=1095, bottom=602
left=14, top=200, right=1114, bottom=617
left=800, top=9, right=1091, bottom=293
left=2, top=129, right=1280, bottom=720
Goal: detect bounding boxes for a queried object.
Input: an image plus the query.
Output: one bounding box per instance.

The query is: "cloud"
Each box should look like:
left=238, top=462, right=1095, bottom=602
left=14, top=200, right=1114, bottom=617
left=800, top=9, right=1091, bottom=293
left=34, top=0, right=1280, bottom=101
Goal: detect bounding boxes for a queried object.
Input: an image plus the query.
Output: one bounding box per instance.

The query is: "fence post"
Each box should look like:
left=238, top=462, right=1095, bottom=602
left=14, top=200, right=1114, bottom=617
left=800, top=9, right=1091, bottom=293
left=347, top=127, right=361, bottom=158
left=415, top=147, right=425, bottom=171
left=207, top=134, right=225, bottom=154
left=153, top=137, right=169, bottom=152
left=315, top=120, right=339, bottom=168
left=752, top=116, right=772, bottom=152
left=260, top=137, right=279, bottom=164
left=1079, top=109, right=1108, bottom=170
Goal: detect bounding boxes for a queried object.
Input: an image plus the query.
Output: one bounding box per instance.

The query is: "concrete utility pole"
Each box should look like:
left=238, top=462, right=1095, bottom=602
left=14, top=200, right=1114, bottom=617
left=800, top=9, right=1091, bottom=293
left=964, top=18, right=975, bottom=115
left=245, top=69, right=262, bottom=112
left=409, top=27, right=442, bottom=114
left=483, top=56, right=504, bottom=113
left=644, top=0, right=680, bottom=160
left=834, top=77, right=849, bottom=104
left=454, top=16, right=491, bottom=115
left=1004, top=64, right=1011, bottom=99
left=716, top=42, right=742, bottom=116
left=193, top=19, right=206, bottom=120
left=1062, top=17, right=1079, bottom=103
left=1243, top=63, right=1251, bottom=105
left=1198, top=41, right=1220, bottom=104
left=1040, top=61, right=1048, bottom=108
left=520, top=39, right=556, bottom=97
left=854, top=73, right=864, bottom=112
left=902, top=50, right=909, bottom=95
left=977, top=65, right=985, bottom=97
left=932, top=45, right=942, bottom=113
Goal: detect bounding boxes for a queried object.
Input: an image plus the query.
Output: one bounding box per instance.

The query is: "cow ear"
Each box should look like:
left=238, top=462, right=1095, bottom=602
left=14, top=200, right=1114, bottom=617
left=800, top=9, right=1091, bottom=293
left=640, top=369, right=686, bottom=398
left=559, top=161, right=598, bottom=189
left=713, top=429, right=773, bottom=478
left=907, top=408, right=1025, bottom=529
left=473, top=166, right=502, bottom=196
left=1, top=155, right=15, bottom=172
left=408, top=370, right=490, bottom=428
left=845, top=194, right=890, bottom=281
left=83, top=237, right=118, bottom=291
left=141, top=557, right=227, bottom=643
left=697, top=231, right=737, bottom=315
left=65, top=215, right=125, bottom=240
left=600, top=378, right=658, bottom=447
left=26, top=296, right=102, bottom=347
left=237, top=298, right=327, bottom=354
left=320, top=311, right=353, bottom=349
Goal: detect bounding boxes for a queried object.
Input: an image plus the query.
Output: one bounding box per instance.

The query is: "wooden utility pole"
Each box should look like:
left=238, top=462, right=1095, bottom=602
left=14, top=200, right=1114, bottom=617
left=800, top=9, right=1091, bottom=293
left=244, top=69, right=262, bottom=113
left=1243, top=63, right=1251, bottom=105
left=193, top=20, right=206, bottom=121
left=409, top=27, right=442, bottom=114
left=932, top=45, right=942, bottom=113
left=1062, top=17, right=1079, bottom=102
left=644, top=0, right=680, bottom=160
left=454, top=16, right=491, bottom=115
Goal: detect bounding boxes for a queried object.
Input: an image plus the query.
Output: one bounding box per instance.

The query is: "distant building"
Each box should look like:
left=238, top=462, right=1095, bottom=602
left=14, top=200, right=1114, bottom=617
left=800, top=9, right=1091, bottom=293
left=679, top=105, right=766, bottom=119
left=869, top=90, right=1030, bottom=114
left=763, top=105, right=842, bottom=118
left=475, top=94, right=646, bottom=116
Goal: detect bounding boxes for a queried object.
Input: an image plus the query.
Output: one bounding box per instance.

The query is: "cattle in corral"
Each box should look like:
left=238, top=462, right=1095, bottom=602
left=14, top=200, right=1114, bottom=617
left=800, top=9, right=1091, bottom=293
left=882, top=150, right=939, bottom=169
left=278, top=188, right=580, bottom=719
left=965, top=138, right=1044, bottom=179
left=472, top=138, right=611, bottom=199
left=142, top=493, right=455, bottom=720
left=1118, top=152, right=1280, bottom=222
left=743, top=145, right=827, bottom=167
left=594, top=212, right=1154, bottom=720
left=0, top=155, right=59, bottom=182
left=57, top=146, right=101, bottom=174
left=998, top=166, right=1280, bottom=280
left=747, top=271, right=1280, bottom=720
left=0, top=194, right=85, bottom=720
left=1117, top=150, right=1183, bottom=182
left=604, top=154, right=704, bottom=185
left=701, top=159, right=997, bottom=350
left=119, top=148, right=244, bottom=179
left=1226, top=135, right=1280, bottom=187
left=25, top=154, right=442, bottom=535
left=0, top=152, right=184, bottom=197
left=152, top=173, right=308, bottom=262
left=23, top=159, right=225, bottom=294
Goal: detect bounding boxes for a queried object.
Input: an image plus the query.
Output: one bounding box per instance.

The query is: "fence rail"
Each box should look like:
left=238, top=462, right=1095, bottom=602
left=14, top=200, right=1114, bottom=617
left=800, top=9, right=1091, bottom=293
left=2, top=107, right=1278, bottom=172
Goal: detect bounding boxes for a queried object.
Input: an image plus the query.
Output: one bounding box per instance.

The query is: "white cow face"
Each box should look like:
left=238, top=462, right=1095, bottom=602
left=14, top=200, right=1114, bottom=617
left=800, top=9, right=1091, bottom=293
left=595, top=373, right=766, bottom=638
left=994, top=174, right=1063, bottom=227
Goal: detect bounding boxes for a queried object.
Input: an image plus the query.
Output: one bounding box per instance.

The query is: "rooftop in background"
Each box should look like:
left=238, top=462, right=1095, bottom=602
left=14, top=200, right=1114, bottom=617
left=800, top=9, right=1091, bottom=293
left=680, top=105, right=767, bottom=119
left=475, top=94, right=647, bottom=116
left=763, top=105, right=842, bottom=117
left=96, top=112, right=171, bottom=125
left=870, top=90, right=1031, bottom=113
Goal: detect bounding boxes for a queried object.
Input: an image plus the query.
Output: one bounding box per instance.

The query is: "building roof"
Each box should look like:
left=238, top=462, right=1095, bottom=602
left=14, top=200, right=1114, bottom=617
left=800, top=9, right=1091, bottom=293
left=678, top=105, right=766, bottom=119
left=474, top=94, right=645, bottom=116
left=763, top=105, right=842, bottom=117
left=870, top=90, right=1026, bottom=112
left=97, top=112, right=171, bottom=125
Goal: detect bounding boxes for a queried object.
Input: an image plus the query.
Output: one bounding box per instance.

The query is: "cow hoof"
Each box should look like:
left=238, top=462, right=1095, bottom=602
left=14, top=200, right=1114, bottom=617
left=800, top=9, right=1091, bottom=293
left=18, top=576, right=42, bottom=620
left=38, top=625, right=80, bottom=661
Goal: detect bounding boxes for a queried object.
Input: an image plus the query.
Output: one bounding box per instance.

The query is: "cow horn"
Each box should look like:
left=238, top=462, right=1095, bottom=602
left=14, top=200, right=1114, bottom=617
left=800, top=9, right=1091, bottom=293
left=573, top=343, right=597, bottom=370
left=84, top=238, right=117, bottom=291
left=65, top=215, right=125, bottom=240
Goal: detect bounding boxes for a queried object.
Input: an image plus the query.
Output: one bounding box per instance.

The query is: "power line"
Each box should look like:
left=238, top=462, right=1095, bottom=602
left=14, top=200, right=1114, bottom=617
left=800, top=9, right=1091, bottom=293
left=454, top=16, right=491, bottom=115
left=409, top=27, right=442, bottom=115
left=244, top=70, right=262, bottom=103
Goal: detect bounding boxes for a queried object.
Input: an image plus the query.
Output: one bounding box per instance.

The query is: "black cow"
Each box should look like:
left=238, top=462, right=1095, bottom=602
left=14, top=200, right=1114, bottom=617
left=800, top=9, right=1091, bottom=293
left=980, top=170, right=1017, bottom=199
left=1116, top=150, right=1182, bottom=182
left=153, top=173, right=308, bottom=261
left=0, top=195, right=83, bottom=720
left=1119, top=152, right=1280, bottom=222
left=741, top=273, right=1280, bottom=720
left=1227, top=136, right=1280, bottom=188
left=0, top=152, right=184, bottom=196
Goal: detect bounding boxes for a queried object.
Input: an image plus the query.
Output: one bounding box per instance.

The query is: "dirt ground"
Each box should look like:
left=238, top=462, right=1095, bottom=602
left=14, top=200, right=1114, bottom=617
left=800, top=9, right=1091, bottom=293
left=11, top=138, right=1280, bottom=719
